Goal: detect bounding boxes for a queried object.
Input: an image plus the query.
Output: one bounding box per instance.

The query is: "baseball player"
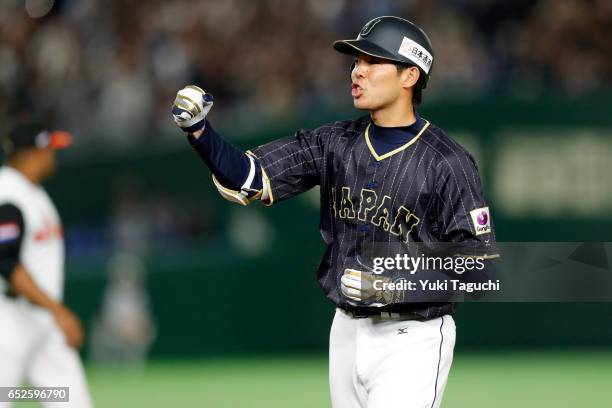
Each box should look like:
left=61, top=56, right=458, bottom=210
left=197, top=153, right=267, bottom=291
left=0, top=118, right=92, bottom=407
left=172, top=16, right=497, bottom=408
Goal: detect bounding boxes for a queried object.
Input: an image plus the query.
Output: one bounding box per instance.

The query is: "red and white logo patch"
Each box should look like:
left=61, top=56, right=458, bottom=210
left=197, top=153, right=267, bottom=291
left=397, top=36, right=433, bottom=74
left=0, top=222, right=21, bottom=243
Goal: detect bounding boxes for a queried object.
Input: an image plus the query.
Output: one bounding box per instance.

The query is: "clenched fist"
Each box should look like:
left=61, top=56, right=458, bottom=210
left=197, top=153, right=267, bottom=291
left=172, top=85, right=214, bottom=133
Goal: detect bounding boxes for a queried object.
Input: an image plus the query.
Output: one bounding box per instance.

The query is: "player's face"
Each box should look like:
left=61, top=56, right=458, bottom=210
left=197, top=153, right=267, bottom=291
left=37, top=148, right=57, bottom=179
left=350, top=55, right=404, bottom=111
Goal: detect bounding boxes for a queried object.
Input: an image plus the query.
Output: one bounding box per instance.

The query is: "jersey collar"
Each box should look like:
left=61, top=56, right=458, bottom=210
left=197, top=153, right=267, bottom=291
left=364, top=119, right=430, bottom=161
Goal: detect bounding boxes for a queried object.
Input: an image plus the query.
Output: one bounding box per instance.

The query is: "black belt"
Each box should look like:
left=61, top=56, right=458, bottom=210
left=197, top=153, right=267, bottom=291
left=341, top=305, right=423, bottom=320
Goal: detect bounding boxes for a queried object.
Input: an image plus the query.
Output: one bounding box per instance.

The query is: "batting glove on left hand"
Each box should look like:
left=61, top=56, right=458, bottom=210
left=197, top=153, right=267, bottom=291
left=341, top=269, right=402, bottom=306
left=172, top=85, right=214, bottom=133
left=341, top=269, right=379, bottom=302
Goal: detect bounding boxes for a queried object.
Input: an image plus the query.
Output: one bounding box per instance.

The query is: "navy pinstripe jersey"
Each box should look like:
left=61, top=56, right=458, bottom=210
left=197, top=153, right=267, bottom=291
left=250, top=115, right=497, bottom=319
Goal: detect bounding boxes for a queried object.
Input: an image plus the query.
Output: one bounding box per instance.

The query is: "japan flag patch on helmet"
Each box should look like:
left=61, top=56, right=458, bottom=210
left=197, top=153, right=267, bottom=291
left=469, top=207, right=491, bottom=236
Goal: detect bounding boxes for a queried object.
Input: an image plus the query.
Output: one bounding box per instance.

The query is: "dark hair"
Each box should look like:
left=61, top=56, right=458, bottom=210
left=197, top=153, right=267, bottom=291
left=396, top=64, right=425, bottom=105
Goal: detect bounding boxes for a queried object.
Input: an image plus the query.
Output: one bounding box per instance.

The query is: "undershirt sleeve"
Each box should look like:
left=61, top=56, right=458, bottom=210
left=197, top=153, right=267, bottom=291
left=188, top=120, right=263, bottom=193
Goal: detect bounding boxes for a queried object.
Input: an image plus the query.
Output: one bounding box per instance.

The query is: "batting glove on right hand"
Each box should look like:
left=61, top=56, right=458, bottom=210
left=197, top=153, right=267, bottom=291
left=172, top=85, right=214, bottom=133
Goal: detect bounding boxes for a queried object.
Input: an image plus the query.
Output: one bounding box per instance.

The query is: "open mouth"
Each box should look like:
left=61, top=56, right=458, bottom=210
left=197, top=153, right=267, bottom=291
left=351, top=83, right=363, bottom=98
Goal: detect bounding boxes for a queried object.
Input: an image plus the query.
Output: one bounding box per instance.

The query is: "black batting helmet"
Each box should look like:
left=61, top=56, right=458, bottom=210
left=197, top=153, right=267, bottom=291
left=333, top=16, right=434, bottom=88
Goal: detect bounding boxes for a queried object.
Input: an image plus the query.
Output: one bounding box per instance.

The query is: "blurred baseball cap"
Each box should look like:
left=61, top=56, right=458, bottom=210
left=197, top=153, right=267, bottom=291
left=2, top=118, right=72, bottom=155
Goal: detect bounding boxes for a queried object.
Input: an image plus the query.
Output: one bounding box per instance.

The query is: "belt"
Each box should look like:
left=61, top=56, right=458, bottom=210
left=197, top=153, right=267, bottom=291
left=341, top=306, right=422, bottom=320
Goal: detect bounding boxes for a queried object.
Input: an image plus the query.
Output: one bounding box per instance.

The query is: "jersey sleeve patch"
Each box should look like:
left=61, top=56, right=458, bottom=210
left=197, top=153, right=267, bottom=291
left=0, top=222, right=21, bottom=243
left=469, top=206, right=491, bottom=235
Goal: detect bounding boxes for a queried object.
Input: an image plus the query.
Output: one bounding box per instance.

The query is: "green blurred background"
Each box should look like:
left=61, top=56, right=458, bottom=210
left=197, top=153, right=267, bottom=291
left=2, top=0, right=612, bottom=406
left=54, top=96, right=612, bottom=354
left=51, top=97, right=612, bottom=406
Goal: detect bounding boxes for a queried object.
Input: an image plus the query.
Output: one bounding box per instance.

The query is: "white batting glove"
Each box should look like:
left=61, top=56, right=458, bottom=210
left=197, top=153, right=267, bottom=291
left=341, top=269, right=402, bottom=306
left=172, top=85, right=214, bottom=133
left=341, top=269, right=377, bottom=302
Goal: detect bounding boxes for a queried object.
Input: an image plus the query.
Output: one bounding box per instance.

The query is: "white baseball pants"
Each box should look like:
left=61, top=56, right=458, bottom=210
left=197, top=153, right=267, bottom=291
left=0, top=298, right=92, bottom=408
left=329, top=308, right=455, bottom=408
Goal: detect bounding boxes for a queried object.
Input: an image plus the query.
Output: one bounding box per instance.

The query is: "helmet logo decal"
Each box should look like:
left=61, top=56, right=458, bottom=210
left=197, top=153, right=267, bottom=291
left=359, top=17, right=382, bottom=37
left=398, top=36, right=433, bottom=74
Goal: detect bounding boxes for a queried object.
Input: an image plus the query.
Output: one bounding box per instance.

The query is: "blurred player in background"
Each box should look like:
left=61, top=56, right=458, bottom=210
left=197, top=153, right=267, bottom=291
left=90, top=253, right=156, bottom=370
left=172, top=17, right=496, bottom=407
left=0, top=118, right=92, bottom=407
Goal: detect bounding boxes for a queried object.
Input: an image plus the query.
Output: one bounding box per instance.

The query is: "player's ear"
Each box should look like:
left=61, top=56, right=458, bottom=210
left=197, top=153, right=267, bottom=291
left=401, top=66, right=420, bottom=90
